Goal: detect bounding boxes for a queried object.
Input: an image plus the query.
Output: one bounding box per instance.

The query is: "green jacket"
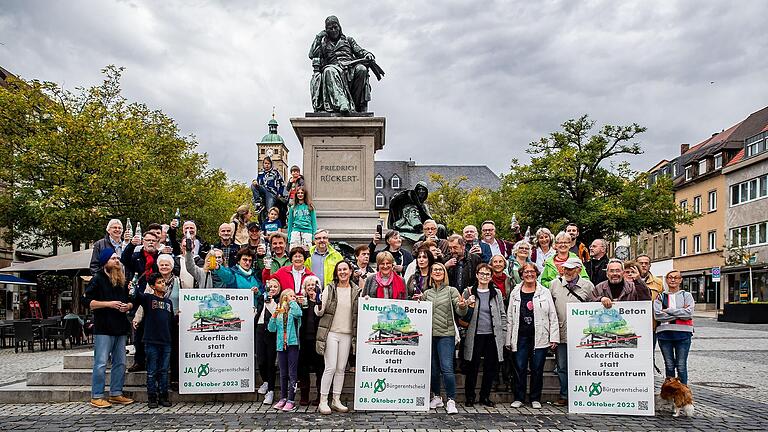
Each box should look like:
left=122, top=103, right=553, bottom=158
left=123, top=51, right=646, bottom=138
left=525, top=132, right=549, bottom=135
left=423, top=283, right=467, bottom=337
left=254, top=254, right=291, bottom=280
left=287, top=203, right=317, bottom=238
left=305, top=244, right=344, bottom=286
left=540, top=252, right=589, bottom=288
left=267, top=300, right=303, bottom=351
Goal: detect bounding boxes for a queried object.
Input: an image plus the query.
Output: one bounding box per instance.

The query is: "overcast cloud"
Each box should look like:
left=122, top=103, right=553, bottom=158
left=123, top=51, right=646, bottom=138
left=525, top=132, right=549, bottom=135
left=2, top=0, right=767, bottom=182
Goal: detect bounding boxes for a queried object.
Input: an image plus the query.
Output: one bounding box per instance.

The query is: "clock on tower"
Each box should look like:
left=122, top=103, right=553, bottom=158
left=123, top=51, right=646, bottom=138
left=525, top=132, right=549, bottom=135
left=256, top=111, right=290, bottom=180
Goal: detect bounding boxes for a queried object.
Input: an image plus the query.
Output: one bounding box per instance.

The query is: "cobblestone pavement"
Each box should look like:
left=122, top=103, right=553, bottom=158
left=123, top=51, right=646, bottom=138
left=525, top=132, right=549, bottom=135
left=0, top=314, right=766, bottom=431
left=0, top=344, right=93, bottom=386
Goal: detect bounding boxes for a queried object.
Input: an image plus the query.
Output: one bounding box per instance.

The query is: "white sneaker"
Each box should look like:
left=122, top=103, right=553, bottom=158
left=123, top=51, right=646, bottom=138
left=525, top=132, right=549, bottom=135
left=446, top=399, right=458, bottom=414
left=263, top=390, right=274, bottom=405
left=429, top=395, right=444, bottom=409
left=511, top=400, right=523, bottom=408
left=531, top=401, right=542, bottom=409
left=257, top=382, right=269, bottom=395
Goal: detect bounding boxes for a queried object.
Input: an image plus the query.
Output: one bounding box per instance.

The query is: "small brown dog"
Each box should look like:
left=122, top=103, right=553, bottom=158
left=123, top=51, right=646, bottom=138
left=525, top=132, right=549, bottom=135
left=659, top=377, right=694, bottom=417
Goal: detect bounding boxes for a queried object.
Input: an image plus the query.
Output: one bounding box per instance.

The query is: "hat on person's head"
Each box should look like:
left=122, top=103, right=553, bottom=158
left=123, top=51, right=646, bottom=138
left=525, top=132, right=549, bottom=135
left=247, top=222, right=261, bottom=231
left=99, top=248, right=117, bottom=267
left=561, top=257, right=583, bottom=269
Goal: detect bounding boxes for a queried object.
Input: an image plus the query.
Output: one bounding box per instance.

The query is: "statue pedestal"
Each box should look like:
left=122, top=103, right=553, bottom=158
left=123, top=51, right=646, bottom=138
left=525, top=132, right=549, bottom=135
left=291, top=116, right=385, bottom=245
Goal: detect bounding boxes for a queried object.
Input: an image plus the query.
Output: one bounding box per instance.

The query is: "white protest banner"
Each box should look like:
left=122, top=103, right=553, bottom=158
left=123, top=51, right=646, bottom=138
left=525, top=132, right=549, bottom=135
left=179, top=289, right=254, bottom=394
left=354, top=297, right=432, bottom=411
left=567, top=301, right=655, bottom=416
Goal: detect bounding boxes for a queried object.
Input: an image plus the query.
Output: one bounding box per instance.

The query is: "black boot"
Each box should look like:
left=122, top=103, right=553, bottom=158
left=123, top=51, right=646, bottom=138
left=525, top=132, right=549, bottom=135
left=159, top=392, right=172, bottom=407
left=147, top=393, right=158, bottom=408
left=127, top=363, right=145, bottom=373
left=299, top=381, right=310, bottom=406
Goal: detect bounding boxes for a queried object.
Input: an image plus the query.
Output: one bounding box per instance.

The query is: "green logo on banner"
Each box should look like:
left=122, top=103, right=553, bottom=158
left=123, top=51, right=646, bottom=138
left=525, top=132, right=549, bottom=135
left=588, top=382, right=602, bottom=397
left=198, top=363, right=210, bottom=378
left=373, top=378, right=386, bottom=393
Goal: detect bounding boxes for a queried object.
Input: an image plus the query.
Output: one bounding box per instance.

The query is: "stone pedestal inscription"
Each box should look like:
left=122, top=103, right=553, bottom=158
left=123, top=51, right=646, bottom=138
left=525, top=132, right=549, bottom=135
left=314, top=149, right=363, bottom=200
left=291, top=116, right=385, bottom=242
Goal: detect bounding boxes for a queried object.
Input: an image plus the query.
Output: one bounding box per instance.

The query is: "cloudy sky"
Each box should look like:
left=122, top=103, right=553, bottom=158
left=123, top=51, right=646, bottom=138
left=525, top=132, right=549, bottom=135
left=3, top=0, right=767, bottom=183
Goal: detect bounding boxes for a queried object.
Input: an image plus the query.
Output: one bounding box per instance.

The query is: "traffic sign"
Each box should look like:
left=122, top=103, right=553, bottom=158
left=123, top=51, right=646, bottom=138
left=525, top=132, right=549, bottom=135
left=712, top=266, right=721, bottom=282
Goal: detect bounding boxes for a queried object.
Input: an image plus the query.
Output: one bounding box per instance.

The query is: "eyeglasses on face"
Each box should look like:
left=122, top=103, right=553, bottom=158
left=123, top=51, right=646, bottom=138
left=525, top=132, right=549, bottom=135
left=477, top=272, right=492, bottom=277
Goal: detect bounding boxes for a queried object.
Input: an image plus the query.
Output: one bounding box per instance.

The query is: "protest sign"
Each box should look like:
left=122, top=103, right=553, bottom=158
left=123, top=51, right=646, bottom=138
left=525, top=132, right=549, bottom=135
left=354, top=297, right=432, bottom=411
left=567, top=301, right=655, bottom=416
left=179, top=289, right=254, bottom=394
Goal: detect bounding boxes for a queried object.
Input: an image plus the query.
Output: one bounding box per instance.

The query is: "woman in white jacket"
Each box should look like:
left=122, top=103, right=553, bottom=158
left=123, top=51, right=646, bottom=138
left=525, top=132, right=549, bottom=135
left=505, top=262, right=559, bottom=409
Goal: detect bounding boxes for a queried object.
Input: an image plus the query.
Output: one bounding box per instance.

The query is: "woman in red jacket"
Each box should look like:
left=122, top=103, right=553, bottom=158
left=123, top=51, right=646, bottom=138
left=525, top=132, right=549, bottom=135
left=269, top=247, right=315, bottom=296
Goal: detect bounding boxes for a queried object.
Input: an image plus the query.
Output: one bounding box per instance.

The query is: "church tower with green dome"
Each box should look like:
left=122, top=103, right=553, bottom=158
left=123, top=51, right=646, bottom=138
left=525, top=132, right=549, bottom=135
left=257, top=109, right=290, bottom=180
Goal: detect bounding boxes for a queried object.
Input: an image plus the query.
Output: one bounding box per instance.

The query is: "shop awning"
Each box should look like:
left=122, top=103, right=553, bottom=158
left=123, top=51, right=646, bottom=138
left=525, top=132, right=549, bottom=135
left=0, top=274, right=36, bottom=286
left=0, top=249, right=92, bottom=272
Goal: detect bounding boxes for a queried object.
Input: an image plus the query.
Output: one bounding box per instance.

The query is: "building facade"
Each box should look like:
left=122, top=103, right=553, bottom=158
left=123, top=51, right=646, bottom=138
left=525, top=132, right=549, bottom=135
left=722, top=127, right=768, bottom=304
left=633, top=159, right=677, bottom=277
left=373, top=160, right=501, bottom=224
left=672, top=106, right=768, bottom=309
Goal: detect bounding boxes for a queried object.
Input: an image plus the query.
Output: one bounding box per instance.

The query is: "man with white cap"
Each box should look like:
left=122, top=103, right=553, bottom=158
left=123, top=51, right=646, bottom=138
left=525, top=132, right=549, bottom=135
left=548, top=257, right=595, bottom=407
left=90, top=219, right=130, bottom=275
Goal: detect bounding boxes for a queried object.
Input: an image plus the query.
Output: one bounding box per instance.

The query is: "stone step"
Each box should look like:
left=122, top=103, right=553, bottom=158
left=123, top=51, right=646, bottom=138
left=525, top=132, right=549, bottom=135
left=63, top=351, right=136, bottom=370
left=0, top=381, right=559, bottom=404
left=31, top=364, right=560, bottom=390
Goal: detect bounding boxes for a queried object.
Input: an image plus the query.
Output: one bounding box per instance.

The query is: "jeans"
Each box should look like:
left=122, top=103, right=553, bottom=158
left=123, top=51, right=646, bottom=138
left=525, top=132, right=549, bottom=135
left=320, top=332, right=352, bottom=395
left=658, top=334, right=692, bottom=384
left=92, top=334, right=127, bottom=398
left=133, top=321, right=145, bottom=366
left=251, top=183, right=277, bottom=212
left=513, top=335, right=547, bottom=402
left=146, top=343, right=171, bottom=395
left=278, top=345, right=300, bottom=402
left=464, top=333, right=498, bottom=402
left=555, top=343, right=568, bottom=399
left=256, top=324, right=277, bottom=391
left=430, top=336, right=456, bottom=400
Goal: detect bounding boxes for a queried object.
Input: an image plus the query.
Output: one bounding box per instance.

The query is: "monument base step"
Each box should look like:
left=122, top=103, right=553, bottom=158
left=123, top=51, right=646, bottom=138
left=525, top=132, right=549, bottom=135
left=63, top=351, right=135, bottom=369
left=0, top=380, right=559, bottom=404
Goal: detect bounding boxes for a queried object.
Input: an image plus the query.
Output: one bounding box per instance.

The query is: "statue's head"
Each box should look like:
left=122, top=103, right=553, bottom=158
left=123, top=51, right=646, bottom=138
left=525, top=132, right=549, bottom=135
left=414, top=181, right=429, bottom=202
left=402, top=204, right=421, bottom=227
left=325, top=15, right=342, bottom=41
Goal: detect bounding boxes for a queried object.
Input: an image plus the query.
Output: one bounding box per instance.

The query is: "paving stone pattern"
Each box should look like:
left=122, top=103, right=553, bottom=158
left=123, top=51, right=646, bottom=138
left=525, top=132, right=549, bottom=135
left=1, top=314, right=766, bottom=431
left=0, top=344, right=93, bottom=386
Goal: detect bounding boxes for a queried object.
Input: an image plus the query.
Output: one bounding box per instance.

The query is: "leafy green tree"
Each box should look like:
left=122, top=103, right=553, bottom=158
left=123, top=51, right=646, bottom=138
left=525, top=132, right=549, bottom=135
left=0, top=66, right=249, bottom=250
left=495, top=115, right=695, bottom=243
left=425, top=173, right=496, bottom=234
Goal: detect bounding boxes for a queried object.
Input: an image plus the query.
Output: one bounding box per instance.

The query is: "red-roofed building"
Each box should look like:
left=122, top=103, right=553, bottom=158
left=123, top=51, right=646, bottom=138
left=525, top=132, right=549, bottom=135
left=672, top=105, right=768, bottom=312
left=721, top=123, right=768, bottom=310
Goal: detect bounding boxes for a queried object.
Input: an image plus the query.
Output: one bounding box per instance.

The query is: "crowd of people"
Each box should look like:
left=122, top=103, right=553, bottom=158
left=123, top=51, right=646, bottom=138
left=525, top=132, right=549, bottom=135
left=84, top=160, right=694, bottom=413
